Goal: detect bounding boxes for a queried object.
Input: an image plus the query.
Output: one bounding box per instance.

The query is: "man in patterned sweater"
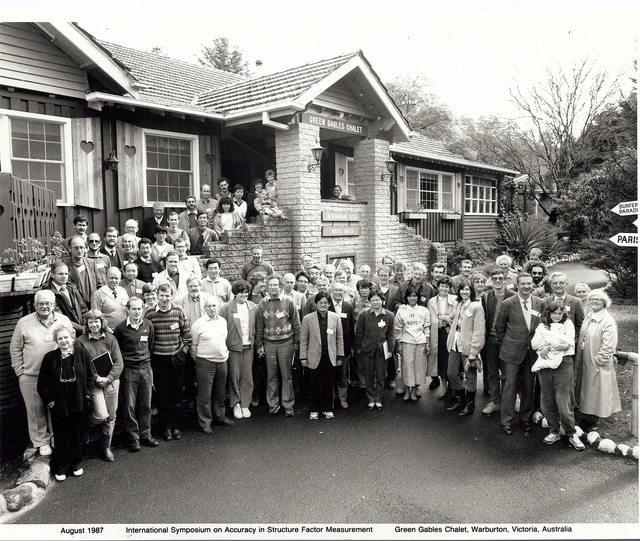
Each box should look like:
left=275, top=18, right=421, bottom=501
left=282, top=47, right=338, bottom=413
left=255, top=274, right=301, bottom=417
left=146, top=283, right=192, bottom=441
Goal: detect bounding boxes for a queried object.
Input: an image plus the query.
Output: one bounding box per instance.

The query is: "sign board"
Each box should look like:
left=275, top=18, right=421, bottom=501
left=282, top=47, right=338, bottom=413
left=321, top=211, right=361, bottom=222
left=322, top=226, right=361, bottom=237
left=610, top=201, right=638, bottom=216
left=302, top=113, right=368, bottom=137
left=609, top=233, right=638, bottom=247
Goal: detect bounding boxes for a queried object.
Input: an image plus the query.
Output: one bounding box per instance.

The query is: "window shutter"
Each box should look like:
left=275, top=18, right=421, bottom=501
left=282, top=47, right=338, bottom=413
left=396, top=163, right=407, bottom=211
left=71, top=117, right=103, bottom=209
left=198, top=134, right=219, bottom=190
left=116, top=120, right=144, bottom=209
left=334, top=152, right=347, bottom=193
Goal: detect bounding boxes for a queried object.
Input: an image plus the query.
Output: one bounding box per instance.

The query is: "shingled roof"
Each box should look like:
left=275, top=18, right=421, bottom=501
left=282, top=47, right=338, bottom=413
left=97, top=40, right=245, bottom=108
left=195, top=52, right=359, bottom=114
left=391, top=135, right=519, bottom=175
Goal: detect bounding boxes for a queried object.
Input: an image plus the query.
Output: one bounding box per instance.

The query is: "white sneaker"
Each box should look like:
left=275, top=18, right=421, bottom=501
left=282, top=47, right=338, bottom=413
left=242, top=408, right=251, bottom=418
left=482, top=402, right=500, bottom=415
left=233, top=403, right=243, bottom=419
left=323, top=411, right=334, bottom=419
left=39, top=444, right=52, bottom=456
left=55, top=474, right=66, bottom=482
left=568, top=434, right=585, bottom=451
left=543, top=432, right=561, bottom=445
left=72, top=468, right=83, bottom=477
left=310, top=412, right=319, bottom=420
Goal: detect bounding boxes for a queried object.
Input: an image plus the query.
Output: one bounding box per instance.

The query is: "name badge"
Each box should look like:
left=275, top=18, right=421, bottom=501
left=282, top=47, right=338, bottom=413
left=465, top=309, right=472, bottom=318
left=565, top=305, right=571, bottom=312
left=233, top=313, right=241, bottom=319
left=340, top=313, right=347, bottom=319
left=152, top=272, right=158, bottom=277
left=327, top=328, right=334, bottom=335
left=170, top=323, right=179, bottom=330
left=77, top=265, right=86, bottom=273
left=44, top=334, right=53, bottom=342
left=136, top=288, right=143, bottom=294
left=140, top=335, right=148, bottom=342
left=96, top=263, right=105, bottom=269
left=121, top=298, right=128, bottom=306
left=421, top=296, right=427, bottom=302
left=378, top=320, right=386, bottom=328
left=276, top=311, right=285, bottom=319
left=530, top=309, right=540, bottom=317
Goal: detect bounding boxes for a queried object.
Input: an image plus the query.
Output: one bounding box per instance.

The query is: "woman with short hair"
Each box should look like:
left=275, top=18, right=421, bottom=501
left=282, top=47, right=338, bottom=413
left=427, top=276, right=456, bottom=400
left=37, top=325, right=97, bottom=481
left=76, top=310, right=124, bottom=462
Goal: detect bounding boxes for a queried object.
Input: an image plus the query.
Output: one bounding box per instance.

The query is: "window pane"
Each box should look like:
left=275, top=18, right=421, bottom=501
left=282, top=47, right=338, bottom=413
left=45, top=162, right=61, bottom=182
left=11, top=119, right=28, bottom=139
left=12, top=160, right=28, bottom=179
left=30, top=161, right=45, bottom=180
left=45, top=142, right=61, bottom=161
left=12, top=138, right=29, bottom=158
left=29, top=140, right=45, bottom=160
left=29, top=122, right=45, bottom=141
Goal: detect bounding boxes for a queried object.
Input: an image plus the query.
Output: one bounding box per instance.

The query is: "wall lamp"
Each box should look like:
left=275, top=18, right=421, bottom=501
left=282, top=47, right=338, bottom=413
left=308, top=143, right=325, bottom=172
left=381, top=155, right=396, bottom=181
left=104, top=150, right=119, bottom=172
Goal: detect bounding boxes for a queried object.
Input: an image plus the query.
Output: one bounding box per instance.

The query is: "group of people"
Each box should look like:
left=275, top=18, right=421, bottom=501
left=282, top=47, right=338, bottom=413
left=10, top=213, right=623, bottom=481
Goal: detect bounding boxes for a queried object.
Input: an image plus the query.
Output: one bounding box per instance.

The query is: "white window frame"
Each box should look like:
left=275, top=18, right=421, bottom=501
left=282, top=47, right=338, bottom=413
left=404, top=166, right=457, bottom=212
left=0, top=109, right=74, bottom=205
left=465, top=175, right=498, bottom=215
left=346, top=156, right=355, bottom=196
left=142, top=128, right=200, bottom=207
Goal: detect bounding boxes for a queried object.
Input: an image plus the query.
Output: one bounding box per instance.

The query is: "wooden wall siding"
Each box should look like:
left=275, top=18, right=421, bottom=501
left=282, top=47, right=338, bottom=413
left=0, top=294, right=33, bottom=462
left=317, top=79, right=372, bottom=117
left=397, top=211, right=462, bottom=243
left=0, top=23, right=88, bottom=100
left=463, top=214, right=498, bottom=245
left=198, top=133, right=220, bottom=188
left=71, top=117, right=103, bottom=209
left=116, top=120, right=145, bottom=209
left=0, top=90, right=86, bottom=119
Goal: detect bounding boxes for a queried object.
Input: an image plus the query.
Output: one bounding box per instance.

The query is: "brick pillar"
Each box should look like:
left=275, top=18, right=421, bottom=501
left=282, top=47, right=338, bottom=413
left=275, top=123, right=322, bottom=264
left=354, top=138, right=391, bottom=266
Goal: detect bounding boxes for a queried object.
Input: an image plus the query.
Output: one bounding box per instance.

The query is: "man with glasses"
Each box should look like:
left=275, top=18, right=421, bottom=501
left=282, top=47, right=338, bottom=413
left=85, top=233, right=111, bottom=283
left=173, top=238, right=201, bottom=280
left=240, top=246, right=274, bottom=283
left=64, top=237, right=105, bottom=306
left=116, top=219, right=140, bottom=251
left=546, top=271, right=585, bottom=331
left=153, top=251, right=193, bottom=298
left=523, top=260, right=552, bottom=298
left=92, top=267, right=129, bottom=332
left=178, top=195, right=199, bottom=231
left=255, top=274, right=301, bottom=417
left=10, top=290, right=72, bottom=457
left=480, top=268, right=515, bottom=415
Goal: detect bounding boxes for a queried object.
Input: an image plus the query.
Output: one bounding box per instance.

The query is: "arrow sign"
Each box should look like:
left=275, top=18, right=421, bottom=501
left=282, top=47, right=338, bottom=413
left=609, top=233, right=638, bottom=247
left=611, top=200, right=638, bottom=216
left=634, top=219, right=639, bottom=229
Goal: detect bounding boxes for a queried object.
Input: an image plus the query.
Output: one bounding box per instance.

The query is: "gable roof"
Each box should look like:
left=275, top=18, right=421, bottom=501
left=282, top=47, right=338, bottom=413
left=98, top=40, right=245, bottom=108
left=195, top=52, right=358, bottom=114
left=391, top=135, right=520, bottom=176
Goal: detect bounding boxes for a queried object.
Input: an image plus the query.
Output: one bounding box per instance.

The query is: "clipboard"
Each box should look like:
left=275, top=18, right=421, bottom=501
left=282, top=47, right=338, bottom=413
left=91, top=351, right=113, bottom=378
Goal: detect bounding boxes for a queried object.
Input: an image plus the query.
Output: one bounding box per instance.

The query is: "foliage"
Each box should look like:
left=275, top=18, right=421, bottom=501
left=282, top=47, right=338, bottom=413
left=197, top=36, right=250, bottom=76
left=1, top=232, right=64, bottom=273
left=495, top=215, right=568, bottom=266
left=580, top=239, right=637, bottom=301
left=446, top=240, right=490, bottom=276
left=386, top=74, right=454, bottom=140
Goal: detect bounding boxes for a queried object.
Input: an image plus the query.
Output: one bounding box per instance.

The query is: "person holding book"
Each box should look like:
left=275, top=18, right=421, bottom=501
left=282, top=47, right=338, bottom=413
left=76, top=310, right=124, bottom=462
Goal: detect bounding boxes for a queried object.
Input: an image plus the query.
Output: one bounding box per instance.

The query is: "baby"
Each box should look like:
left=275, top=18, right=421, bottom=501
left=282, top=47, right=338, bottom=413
left=254, top=188, right=287, bottom=220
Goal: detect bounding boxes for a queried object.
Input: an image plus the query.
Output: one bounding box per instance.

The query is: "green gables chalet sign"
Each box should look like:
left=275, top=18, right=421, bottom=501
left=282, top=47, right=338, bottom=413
left=302, top=112, right=368, bottom=136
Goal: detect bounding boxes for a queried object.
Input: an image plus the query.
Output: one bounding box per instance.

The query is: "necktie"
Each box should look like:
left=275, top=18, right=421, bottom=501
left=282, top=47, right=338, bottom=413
left=113, top=290, right=117, bottom=299
left=523, top=299, right=528, bottom=311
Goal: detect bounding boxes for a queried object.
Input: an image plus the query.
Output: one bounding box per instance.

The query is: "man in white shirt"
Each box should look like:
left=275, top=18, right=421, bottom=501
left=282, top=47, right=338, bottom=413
left=92, top=267, right=129, bottom=331
left=341, top=259, right=361, bottom=291
left=201, top=259, right=232, bottom=304
left=173, top=238, right=201, bottom=280
left=153, top=252, right=193, bottom=299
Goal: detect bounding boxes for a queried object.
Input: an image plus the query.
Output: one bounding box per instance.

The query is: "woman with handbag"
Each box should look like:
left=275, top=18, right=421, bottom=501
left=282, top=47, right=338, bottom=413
left=37, top=325, right=97, bottom=481
left=75, top=310, right=124, bottom=462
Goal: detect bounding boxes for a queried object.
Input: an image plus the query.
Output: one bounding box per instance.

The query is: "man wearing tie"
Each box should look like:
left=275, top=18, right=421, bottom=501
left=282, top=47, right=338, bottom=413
left=92, top=267, right=129, bottom=332
left=495, top=272, right=545, bottom=435
left=45, top=260, right=87, bottom=336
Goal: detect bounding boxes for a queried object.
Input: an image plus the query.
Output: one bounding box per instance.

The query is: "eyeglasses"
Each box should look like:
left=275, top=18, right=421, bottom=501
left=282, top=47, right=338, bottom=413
left=36, top=302, right=54, bottom=307
left=589, top=298, right=605, bottom=303
left=492, top=276, right=505, bottom=281
left=88, top=239, right=101, bottom=244
left=60, top=364, right=76, bottom=383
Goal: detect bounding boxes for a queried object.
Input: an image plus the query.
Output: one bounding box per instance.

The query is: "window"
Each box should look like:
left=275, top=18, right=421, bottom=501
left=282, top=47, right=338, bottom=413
left=465, top=175, right=497, bottom=214
left=346, top=157, right=355, bottom=195
left=144, top=130, right=198, bottom=204
left=0, top=110, right=73, bottom=204
left=405, top=168, right=456, bottom=211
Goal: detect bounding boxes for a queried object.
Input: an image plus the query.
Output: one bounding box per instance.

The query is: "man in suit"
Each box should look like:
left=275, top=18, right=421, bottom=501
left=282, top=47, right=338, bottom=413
left=45, top=260, right=88, bottom=336
left=546, top=271, right=585, bottom=331
left=100, top=227, right=127, bottom=270
left=328, top=281, right=354, bottom=409
left=495, top=272, right=545, bottom=435
left=480, top=268, right=515, bottom=415
left=64, top=237, right=105, bottom=306
left=300, top=291, right=344, bottom=419
left=140, top=201, right=168, bottom=241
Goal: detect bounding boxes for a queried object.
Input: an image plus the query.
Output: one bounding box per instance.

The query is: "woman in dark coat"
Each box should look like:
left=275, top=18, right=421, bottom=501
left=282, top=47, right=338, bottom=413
left=37, top=324, right=96, bottom=481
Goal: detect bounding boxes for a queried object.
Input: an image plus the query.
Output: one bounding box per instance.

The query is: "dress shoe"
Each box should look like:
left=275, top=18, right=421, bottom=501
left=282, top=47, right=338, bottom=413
left=200, top=426, right=214, bottom=435
left=284, top=408, right=294, bottom=417
left=521, top=421, right=531, bottom=432
left=73, top=468, right=83, bottom=477
left=103, top=448, right=115, bottom=462
left=395, top=386, right=405, bottom=396
left=251, top=393, right=259, bottom=407
left=129, top=440, right=141, bottom=452
left=375, top=402, right=383, bottom=411
left=387, top=380, right=396, bottom=389
left=141, top=437, right=160, bottom=447
left=268, top=405, right=280, bottom=416
left=415, top=387, right=422, bottom=398
left=501, top=425, right=513, bottom=435
left=172, top=429, right=183, bottom=440
left=162, top=429, right=173, bottom=441
left=367, top=402, right=375, bottom=411
left=428, top=377, right=440, bottom=391
left=55, top=473, right=66, bottom=482
left=340, top=401, right=348, bottom=409
left=217, top=417, right=236, bottom=427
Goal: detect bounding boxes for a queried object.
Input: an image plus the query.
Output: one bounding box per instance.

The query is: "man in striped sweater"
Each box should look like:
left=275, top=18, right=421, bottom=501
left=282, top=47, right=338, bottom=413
left=146, top=283, right=191, bottom=442
left=255, top=274, right=301, bottom=417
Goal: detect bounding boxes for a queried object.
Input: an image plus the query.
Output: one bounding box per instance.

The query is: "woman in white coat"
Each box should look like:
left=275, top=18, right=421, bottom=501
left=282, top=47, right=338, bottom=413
left=575, top=288, right=621, bottom=432
left=427, top=276, right=457, bottom=400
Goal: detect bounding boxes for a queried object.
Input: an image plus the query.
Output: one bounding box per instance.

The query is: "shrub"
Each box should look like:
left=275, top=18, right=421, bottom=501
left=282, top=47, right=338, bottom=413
left=580, top=239, right=637, bottom=301
left=495, top=215, right=568, bottom=266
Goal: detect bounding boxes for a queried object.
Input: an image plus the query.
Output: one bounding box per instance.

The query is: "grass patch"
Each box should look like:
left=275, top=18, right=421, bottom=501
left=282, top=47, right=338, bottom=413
left=593, top=303, right=638, bottom=447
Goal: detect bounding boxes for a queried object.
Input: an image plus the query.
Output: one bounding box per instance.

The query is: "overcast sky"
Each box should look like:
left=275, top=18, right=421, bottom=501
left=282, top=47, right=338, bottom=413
left=14, top=1, right=639, bottom=121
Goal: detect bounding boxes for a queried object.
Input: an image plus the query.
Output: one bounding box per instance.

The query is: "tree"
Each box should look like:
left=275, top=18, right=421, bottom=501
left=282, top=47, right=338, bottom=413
left=386, top=74, right=454, bottom=140
left=197, top=36, right=250, bottom=76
